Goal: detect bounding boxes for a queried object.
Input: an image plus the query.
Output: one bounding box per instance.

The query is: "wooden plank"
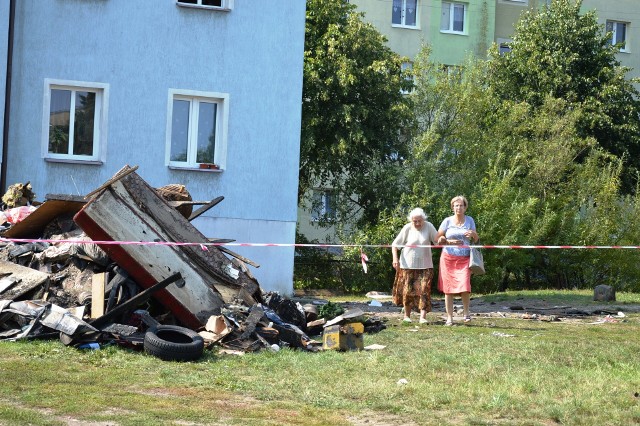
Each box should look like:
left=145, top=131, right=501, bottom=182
left=83, top=165, right=138, bottom=200
left=0, top=260, right=49, bottom=300
left=219, top=246, right=260, bottom=268
left=2, top=198, right=86, bottom=238
left=90, top=273, right=107, bottom=319
left=188, top=196, right=224, bottom=221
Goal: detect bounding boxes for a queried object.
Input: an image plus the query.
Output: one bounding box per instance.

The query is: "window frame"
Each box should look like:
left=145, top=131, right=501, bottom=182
left=400, top=61, right=414, bottom=94
left=440, top=1, right=468, bottom=35
left=311, top=189, right=337, bottom=222
left=607, top=20, right=629, bottom=53
left=41, top=79, right=109, bottom=164
left=392, top=0, right=419, bottom=29
left=175, top=0, right=233, bottom=12
left=165, top=88, right=229, bottom=171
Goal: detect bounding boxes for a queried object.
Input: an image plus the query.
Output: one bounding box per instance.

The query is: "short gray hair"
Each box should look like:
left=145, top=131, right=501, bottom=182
left=407, top=207, right=427, bottom=221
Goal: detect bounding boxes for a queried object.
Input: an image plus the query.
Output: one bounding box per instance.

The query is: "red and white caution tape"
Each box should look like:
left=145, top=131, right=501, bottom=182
left=1, top=237, right=640, bottom=250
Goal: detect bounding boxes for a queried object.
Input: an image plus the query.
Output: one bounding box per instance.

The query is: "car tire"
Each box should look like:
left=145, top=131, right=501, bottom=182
left=144, top=325, right=204, bottom=361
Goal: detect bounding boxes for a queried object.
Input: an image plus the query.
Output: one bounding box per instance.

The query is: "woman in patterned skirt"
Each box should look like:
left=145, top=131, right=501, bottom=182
left=391, top=207, right=439, bottom=324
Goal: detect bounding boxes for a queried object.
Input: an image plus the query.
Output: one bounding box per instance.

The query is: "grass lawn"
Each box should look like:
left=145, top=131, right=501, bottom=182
left=0, top=290, right=638, bottom=425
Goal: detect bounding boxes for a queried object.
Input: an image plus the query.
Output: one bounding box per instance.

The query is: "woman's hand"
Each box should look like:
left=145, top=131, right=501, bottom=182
left=392, top=260, right=399, bottom=270
left=464, top=230, right=478, bottom=242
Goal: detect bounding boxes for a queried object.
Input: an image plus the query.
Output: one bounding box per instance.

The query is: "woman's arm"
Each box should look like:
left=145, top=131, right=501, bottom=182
left=392, top=246, right=399, bottom=269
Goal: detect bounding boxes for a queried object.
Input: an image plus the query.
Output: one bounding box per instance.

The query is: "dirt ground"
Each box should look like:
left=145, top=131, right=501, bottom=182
left=294, top=290, right=640, bottom=324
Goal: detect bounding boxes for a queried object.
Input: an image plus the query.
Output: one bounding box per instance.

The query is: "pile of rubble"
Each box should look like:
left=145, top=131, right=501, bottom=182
left=0, top=166, right=385, bottom=360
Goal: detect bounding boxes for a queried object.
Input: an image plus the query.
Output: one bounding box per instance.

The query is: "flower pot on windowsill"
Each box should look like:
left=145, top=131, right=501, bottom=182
left=198, top=163, right=219, bottom=170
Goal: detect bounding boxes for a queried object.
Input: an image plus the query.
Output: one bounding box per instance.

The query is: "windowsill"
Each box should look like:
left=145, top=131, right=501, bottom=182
left=391, top=24, right=421, bottom=31
left=168, top=165, right=224, bottom=172
left=440, top=30, right=468, bottom=36
left=176, top=3, right=231, bottom=12
left=44, top=158, right=103, bottom=165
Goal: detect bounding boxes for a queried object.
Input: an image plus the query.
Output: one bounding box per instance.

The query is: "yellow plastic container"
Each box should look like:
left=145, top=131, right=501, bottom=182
left=322, top=322, right=364, bottom=351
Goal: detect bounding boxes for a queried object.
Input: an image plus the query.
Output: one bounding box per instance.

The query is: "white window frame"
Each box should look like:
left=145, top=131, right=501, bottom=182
left=175, top=0, right=233, bottom=11
left=166, top=89, right=229, bottom=171
left=607, top=20, right=629, bottom=53
left=392, top=0, right=419, bottom=29
left=400, top=61, right=414, bottom=94
left=311, top=189, right=337, bottom=222
left=441, top=2, right=468, bottom=35
left=41, top=79, right=109, bottom=164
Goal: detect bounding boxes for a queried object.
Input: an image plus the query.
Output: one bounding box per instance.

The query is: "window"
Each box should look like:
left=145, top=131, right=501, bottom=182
left=176, top=0, right=233, bottom=10
left=392, top=0, right=418, bottom=28
left=497, top=38, right=512, bottom=55
left=401, top=61, right=414, bottom=94
left=441, top=2, right=467, bottom=34
left=311, top=190, right=336, bottom=222
left=166, top=89, right=228, bottom=170
left=607, top=20, right=628, bottom=52
left=42, top=79, right=108, bottom=163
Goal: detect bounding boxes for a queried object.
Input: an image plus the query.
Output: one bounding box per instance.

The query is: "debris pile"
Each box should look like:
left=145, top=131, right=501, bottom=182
left=0, top=165, right=384, bottom=360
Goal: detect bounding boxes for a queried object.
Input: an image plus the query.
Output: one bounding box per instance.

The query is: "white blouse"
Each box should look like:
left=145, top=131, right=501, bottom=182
left=392, top=221, right=439, bottom=269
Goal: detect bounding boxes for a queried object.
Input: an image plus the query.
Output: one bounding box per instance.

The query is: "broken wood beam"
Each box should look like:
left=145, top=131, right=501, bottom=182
left=84, top=165, right=139, bottom=200
left=218, top=246, right=260, bottom=268
left=188, top=196, right=224, bottom=221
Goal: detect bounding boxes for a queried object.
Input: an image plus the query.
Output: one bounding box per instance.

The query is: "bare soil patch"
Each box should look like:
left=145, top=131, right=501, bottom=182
left=295, top=290, right=640, bottom=323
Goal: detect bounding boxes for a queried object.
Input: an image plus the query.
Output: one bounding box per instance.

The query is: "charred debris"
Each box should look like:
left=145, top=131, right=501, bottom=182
left=0, top=166, right=385, bottom=359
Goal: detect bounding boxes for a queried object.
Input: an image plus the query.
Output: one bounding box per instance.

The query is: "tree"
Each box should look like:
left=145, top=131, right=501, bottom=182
left=301, top=0, right=414, bottom=227
left=368, top=45, right=640, bottom=293
left=488, top=0, right=640, bottom=192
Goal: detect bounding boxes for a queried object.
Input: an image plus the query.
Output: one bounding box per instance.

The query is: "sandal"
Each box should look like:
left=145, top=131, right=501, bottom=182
left=444, top=320, right=453, bottom=326
left=419, top=318, right=428, bottom=324
left=464, top=315, right=472, bottom=323
left=403, top=317, right=412, bottom=323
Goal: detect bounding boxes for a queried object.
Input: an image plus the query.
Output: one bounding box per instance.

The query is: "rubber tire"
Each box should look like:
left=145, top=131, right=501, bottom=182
left=144, top=325, right=204, bottom=361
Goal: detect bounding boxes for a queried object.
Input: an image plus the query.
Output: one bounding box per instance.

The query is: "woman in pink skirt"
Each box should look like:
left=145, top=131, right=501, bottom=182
left=436, top=196, right=479, bottom=326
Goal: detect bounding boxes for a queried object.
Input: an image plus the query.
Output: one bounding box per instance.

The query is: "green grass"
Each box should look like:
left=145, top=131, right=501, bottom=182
left=0, top=291, right=639, bottom=425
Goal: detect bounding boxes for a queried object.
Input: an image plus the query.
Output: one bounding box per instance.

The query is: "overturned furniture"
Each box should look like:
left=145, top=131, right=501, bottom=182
left=74, top=166, right=262, bottom=330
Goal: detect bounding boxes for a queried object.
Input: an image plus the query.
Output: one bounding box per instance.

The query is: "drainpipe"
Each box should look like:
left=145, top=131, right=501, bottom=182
left=1, top=0, right=16, bottom=194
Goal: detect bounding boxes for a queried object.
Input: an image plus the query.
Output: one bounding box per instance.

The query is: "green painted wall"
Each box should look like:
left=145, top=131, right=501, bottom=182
left=429, top=0, right=496, bottom=65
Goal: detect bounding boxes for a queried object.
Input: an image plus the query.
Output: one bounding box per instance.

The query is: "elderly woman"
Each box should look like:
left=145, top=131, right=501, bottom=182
left=437, top=195, right=479, bottom=326
left=391, top=207, right=439, bottom=323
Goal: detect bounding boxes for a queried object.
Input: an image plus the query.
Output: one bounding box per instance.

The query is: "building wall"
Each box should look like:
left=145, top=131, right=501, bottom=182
left=353, top=0, right=640, bottom=82
left=351, top=0, right=496, bottom=64
left=429, top=0, right=496, bottom=65
left=351, top=0, right=431, bottom=60
left=494, top=0, right=531, bottom=44
left=582, top=0, right=640, bottom=82
left=0, top=0, right=9, bottom=159
left=5, top=0, right=306, bottom=295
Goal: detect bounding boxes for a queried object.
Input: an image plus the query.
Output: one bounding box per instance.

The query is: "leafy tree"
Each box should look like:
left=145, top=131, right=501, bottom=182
left=301, top=0, right=414, bottom=227
left=488, top=0, right=640, bottom=192
left=371, top=46, right=640, bottom=293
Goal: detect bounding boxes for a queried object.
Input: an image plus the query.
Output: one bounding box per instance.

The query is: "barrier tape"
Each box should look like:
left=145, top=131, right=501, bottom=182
left=1, top=237, right=640, bottom=250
